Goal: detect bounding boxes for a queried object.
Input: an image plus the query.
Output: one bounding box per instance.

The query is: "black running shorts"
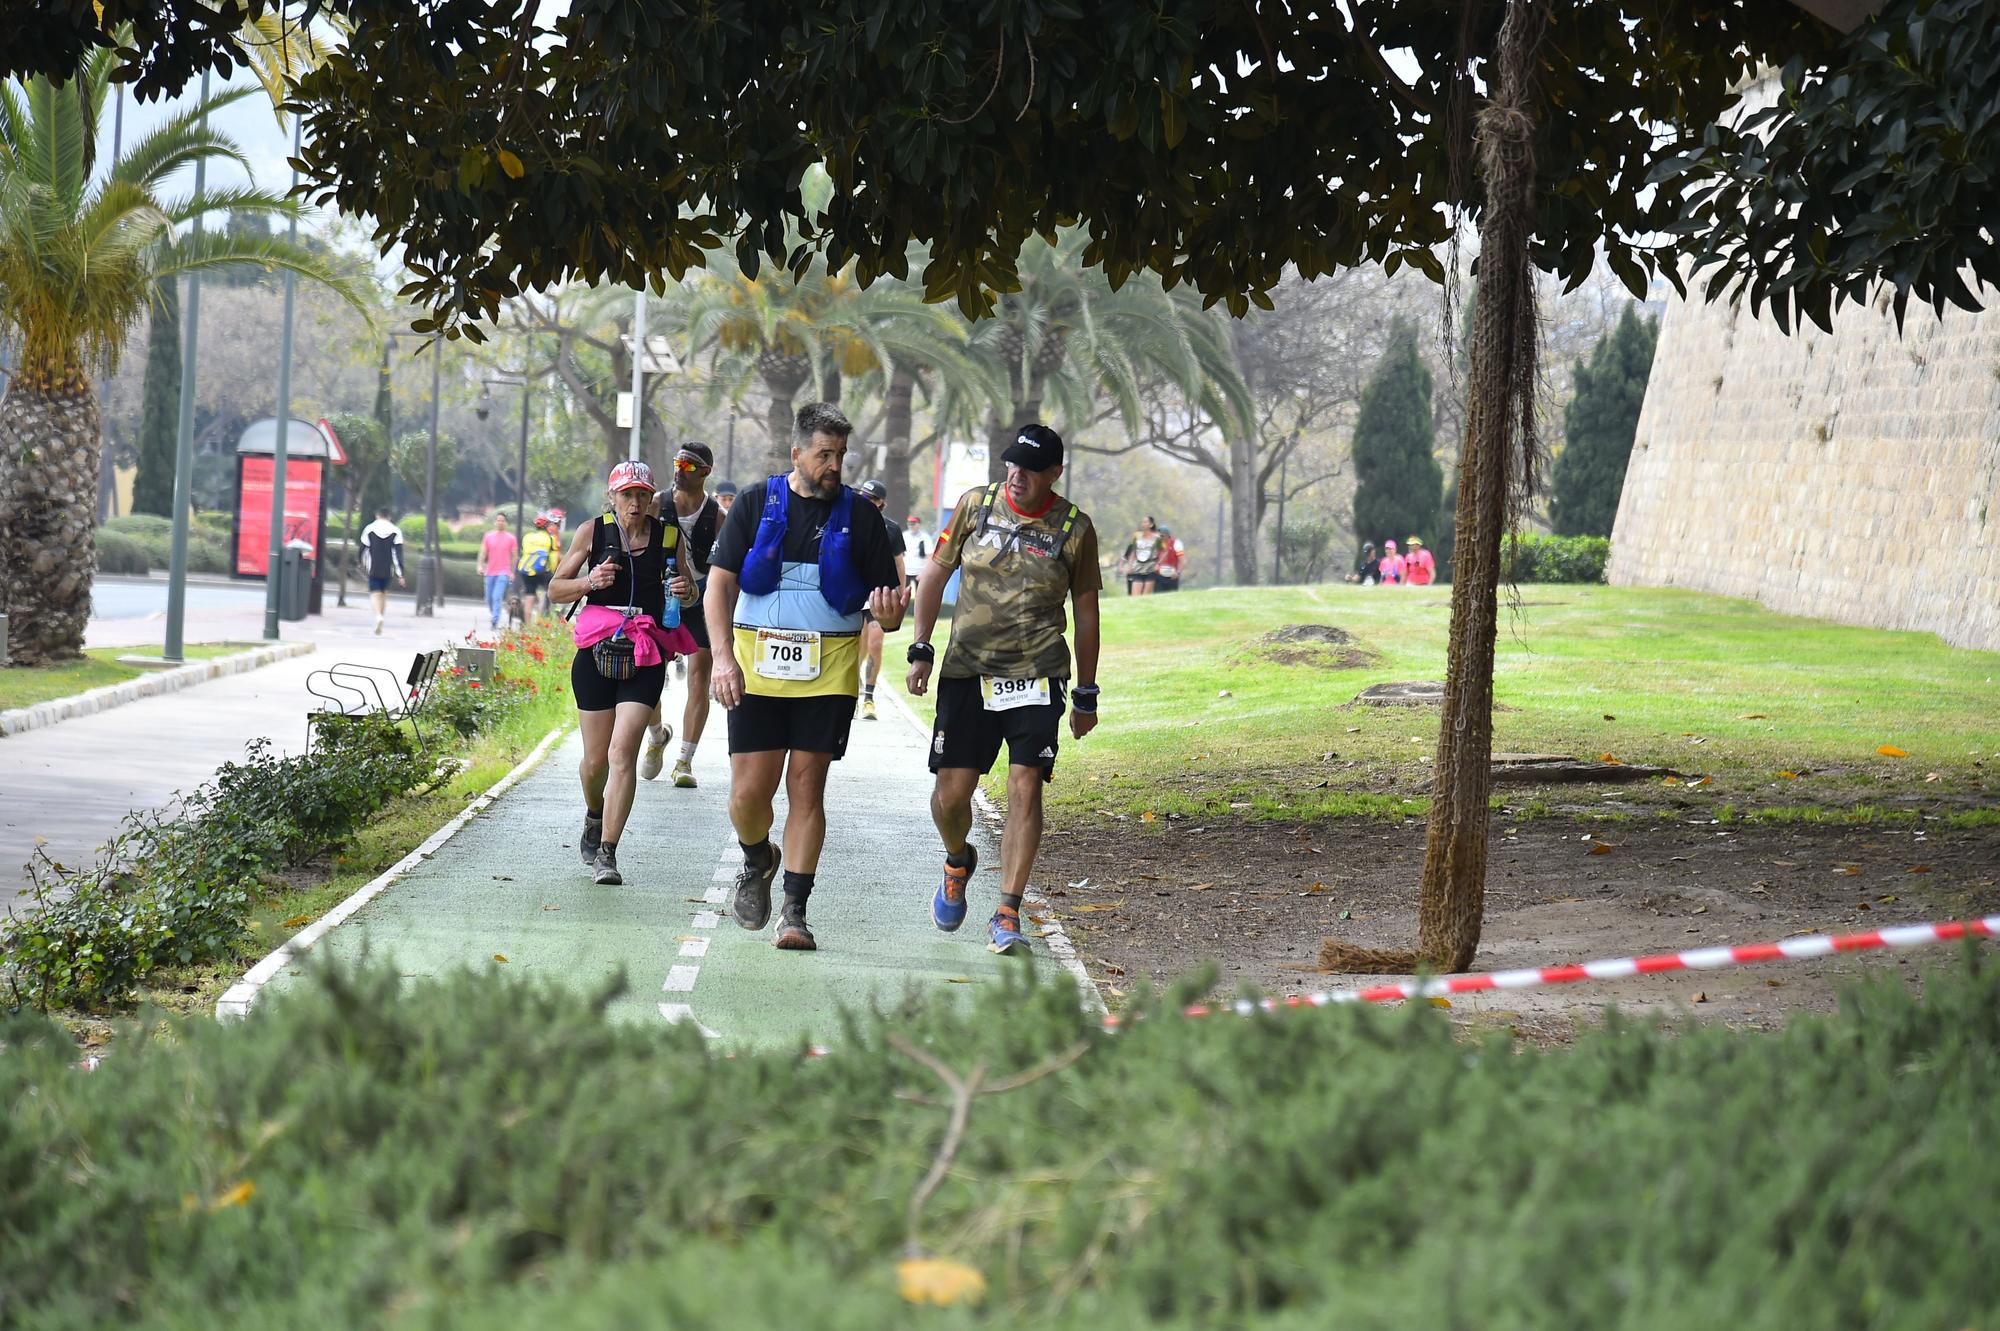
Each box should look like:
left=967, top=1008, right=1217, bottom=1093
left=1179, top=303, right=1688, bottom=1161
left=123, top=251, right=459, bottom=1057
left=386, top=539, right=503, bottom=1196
left=727, top=691, right=857, bottom=759
left=682, top=580, right=710, bottom=650
left=570, top=650, right=667, bottom=712
left=930, top=673, right=1065, bottom=779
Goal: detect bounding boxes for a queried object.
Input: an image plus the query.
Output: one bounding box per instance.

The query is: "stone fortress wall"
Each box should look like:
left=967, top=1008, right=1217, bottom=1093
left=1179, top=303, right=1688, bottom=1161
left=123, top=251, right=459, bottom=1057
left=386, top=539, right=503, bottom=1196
left=1607, top=284, right=2000, bottom=652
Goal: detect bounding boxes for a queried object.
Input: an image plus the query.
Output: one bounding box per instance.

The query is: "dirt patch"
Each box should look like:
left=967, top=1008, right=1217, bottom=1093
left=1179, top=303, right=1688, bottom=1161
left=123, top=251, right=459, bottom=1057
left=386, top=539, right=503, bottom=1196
left=1352, top=680, right=1444, bottom=705
left=1249, top=624, right=1378, bottom=670
left=1034, top=813, right=2000, bottom=1042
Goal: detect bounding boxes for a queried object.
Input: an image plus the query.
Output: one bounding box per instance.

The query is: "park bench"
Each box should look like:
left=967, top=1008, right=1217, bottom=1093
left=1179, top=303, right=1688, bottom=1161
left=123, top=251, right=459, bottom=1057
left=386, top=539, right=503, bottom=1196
left=306, top=647, right=445, bottom=751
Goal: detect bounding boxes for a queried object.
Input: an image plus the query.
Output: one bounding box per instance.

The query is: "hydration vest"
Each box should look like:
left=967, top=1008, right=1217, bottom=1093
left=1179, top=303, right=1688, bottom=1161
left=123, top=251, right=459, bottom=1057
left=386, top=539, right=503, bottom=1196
left=738, top=474, right=869, bottom=614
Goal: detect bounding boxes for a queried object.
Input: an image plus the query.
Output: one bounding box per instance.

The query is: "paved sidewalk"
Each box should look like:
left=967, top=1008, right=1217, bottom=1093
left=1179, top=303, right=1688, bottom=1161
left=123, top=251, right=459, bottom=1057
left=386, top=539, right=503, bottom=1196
left=260, top=676, right=1044, bottom=1051
left=1, top=584, right=491, bottom=910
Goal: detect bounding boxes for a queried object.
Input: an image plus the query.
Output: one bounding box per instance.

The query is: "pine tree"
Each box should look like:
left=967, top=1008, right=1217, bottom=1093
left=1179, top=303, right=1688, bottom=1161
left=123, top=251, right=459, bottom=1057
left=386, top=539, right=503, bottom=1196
left=1350, top=321, right=1442, bottom=552
left=1551, top=305, right=1660, bottom=537
left=131, top=275, right=181, bottom=517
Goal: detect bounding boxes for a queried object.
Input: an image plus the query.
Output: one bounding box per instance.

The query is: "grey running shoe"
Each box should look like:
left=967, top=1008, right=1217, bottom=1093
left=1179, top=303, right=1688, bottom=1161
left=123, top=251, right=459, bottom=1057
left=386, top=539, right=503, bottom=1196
left=731, top=842, right=782, bottom=930
left=774, top=899, right=817, bottom=951
left=593, top=842, right=622, bottom=886
left=579, top=814, right=604, bottom=866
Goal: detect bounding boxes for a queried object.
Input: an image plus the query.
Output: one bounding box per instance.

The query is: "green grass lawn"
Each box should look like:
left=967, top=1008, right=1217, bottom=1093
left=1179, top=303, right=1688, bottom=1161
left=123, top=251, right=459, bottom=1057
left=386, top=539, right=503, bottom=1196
left=900, top=583, right=2000, bottom=825
left=0, top=643, right=251, bottom=712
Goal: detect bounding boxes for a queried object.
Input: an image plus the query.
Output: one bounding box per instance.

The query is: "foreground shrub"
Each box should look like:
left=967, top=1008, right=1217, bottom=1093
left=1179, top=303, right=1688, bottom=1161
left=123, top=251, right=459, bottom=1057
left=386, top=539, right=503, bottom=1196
left=1501, top=531, right=1610, bottom=583
left=2, top=951, right=1995, bottom=1328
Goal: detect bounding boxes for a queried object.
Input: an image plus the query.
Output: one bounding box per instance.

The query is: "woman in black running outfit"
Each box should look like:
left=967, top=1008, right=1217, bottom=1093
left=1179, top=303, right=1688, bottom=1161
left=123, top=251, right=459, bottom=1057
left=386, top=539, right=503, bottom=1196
left=550, top=461, right=698, bottom=884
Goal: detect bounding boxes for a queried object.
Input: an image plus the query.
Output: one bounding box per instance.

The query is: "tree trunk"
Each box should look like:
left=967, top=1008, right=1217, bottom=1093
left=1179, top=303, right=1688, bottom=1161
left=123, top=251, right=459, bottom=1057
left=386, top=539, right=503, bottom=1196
left=884, top=365, right=917, bottom=521
left=0, top=380, right=103, bottom=665
left=1228, top=431, right=1261, bottom=585
left=1320, top=0, right=1546, bottom=976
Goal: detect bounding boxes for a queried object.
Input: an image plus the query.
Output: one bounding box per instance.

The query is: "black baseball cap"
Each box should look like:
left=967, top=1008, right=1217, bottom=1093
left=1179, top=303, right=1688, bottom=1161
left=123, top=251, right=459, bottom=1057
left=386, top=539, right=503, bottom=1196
left=858, top=479, right=887, bottom=502
left=715, top=480, right=738, bottom=497
left=1002, top=424, right=1064, bottom=471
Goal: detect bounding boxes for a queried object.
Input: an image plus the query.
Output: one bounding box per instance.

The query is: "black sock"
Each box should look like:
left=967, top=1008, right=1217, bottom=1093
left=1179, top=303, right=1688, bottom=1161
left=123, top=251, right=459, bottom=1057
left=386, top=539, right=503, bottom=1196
left=945, top=846, right=974, bottom=869
left=999, top=893, right=1023, bottom=914
left=782, top=870, right=815, bottom=907
left=599, top=840, right=617, bottom=855
left=740, top=838, right=771, bottom=866
left=863, top=683, right=876, bottom=700
left=586, top=809, right=603, bottom=823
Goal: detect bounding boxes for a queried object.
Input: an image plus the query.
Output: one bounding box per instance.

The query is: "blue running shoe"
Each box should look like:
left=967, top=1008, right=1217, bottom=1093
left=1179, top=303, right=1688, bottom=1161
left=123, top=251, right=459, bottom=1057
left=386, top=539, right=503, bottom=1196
left=987, top=906, right=1025, bottom=956
left=930, top=845, right=977, bottom=932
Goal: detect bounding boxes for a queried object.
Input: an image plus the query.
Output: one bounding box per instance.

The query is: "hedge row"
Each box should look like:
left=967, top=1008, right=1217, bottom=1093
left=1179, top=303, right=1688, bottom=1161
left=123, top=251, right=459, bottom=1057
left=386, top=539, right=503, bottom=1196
left=1501, top=532, right=1611, bottom=584
left=3, top=948, right=1994, bottom=1328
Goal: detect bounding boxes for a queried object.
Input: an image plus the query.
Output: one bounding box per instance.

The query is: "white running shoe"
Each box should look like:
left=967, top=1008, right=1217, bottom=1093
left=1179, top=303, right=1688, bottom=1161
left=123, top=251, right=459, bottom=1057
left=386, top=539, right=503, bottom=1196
left=640, top=725, right=670, bottom=781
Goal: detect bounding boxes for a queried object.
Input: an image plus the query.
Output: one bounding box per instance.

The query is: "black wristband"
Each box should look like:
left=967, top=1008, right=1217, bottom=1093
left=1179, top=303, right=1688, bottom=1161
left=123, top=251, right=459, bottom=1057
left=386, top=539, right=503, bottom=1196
left=906, top=641, right=936, bottom=664
left=1071, top=683, right=1098, bottom=713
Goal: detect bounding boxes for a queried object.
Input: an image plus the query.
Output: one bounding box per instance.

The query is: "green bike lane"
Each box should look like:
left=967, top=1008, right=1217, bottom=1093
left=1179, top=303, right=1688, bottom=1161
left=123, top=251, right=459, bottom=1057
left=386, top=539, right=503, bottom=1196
left=256, top=678, right=1075, bottom=1051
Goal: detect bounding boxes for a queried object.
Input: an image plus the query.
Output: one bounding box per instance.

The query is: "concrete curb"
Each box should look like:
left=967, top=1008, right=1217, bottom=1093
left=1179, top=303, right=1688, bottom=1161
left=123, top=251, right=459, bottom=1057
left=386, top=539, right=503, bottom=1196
left=0, top=641, right=317, bottom=737
left=215, top=725, right=570, bottom=1019
left=878, top=680, right=1107, bottom=1015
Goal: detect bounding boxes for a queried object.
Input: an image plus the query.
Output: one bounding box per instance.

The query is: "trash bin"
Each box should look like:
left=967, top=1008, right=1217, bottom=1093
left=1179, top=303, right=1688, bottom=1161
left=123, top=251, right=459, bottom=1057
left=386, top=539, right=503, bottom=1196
left=278, top=547, right=311, bottom=622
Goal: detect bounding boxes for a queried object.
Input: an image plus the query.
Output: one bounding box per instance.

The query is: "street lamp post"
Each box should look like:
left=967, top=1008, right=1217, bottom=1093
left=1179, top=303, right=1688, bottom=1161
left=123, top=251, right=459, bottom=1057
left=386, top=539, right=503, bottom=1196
left=476, top=374, right=533, bottom=538
left=262, top=115, right=305, bottom=641
left=162, top=70, right=212, bottom=665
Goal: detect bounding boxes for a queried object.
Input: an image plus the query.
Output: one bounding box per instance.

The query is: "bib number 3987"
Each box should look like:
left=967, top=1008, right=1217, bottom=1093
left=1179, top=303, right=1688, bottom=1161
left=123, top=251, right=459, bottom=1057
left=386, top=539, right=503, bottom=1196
left=981, top=676, right=1050, bottom=712
left=753, top=629, right=821, bottom=681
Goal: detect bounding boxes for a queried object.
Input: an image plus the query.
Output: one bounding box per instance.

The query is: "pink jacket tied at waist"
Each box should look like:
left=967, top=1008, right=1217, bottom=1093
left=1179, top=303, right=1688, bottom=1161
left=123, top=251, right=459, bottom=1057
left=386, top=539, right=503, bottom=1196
left=572, top=603, right=697, bottom=667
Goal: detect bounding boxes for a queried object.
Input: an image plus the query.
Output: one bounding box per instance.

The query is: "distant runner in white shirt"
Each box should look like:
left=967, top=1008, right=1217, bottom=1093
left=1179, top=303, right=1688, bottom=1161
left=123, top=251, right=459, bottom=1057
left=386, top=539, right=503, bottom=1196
left=902, top=514, right=931, bottom=590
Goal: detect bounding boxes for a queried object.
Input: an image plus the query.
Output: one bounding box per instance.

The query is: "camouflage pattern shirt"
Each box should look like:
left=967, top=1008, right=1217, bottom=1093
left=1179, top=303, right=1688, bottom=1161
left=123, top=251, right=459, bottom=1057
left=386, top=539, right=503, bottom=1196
left=933, top=484, right=1101, bottom=680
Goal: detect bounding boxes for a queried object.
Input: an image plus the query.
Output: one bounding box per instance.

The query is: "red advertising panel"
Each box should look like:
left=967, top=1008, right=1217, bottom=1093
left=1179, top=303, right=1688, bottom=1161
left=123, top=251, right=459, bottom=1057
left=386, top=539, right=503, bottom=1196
left=235, top=456, right=325, bottom=577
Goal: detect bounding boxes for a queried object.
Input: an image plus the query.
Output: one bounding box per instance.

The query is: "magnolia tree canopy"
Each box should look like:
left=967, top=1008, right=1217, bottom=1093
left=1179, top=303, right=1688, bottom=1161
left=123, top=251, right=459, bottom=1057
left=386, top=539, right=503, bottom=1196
left=13, top=1, right=1992, bottom=337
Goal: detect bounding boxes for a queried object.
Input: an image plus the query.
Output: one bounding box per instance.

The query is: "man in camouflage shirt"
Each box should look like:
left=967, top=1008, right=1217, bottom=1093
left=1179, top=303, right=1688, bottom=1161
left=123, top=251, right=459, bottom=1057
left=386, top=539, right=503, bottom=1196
left=904, top=424, right=1101, bottom=955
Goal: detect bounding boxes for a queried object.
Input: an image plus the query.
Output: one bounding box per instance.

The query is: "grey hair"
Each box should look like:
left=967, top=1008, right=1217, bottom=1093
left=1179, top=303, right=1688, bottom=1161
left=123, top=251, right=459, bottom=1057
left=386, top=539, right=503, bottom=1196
left=793, top=401, right=852, bottom=448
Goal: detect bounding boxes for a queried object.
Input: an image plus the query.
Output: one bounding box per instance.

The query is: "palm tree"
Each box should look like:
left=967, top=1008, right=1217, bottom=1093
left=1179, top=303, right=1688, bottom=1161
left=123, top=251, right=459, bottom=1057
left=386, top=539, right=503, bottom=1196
left=967, top=230, right=1252, bottom=487
left=0, top=51, right=365, bottom=664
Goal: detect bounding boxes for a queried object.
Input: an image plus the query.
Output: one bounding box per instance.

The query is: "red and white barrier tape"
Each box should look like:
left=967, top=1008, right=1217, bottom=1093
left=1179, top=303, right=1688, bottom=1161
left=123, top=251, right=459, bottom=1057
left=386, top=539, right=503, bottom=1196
left=1112, top=914, right=2000, bottom=1025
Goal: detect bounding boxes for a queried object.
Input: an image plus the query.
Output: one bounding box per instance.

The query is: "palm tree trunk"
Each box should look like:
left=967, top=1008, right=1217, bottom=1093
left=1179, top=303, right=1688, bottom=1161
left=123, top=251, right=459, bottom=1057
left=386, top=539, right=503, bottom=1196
left=0, top=381, right=102, bottom=665
left=884, top=365, right=917, bottom=521
left=760, top=353, right=812, bottom=475
left=1320, top=0, right=1545, bottom=975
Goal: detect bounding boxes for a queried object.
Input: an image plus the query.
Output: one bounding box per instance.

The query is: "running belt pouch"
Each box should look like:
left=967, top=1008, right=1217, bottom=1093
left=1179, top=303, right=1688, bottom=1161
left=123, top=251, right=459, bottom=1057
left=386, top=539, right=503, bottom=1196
left=591, top=518, right=640, bottom=679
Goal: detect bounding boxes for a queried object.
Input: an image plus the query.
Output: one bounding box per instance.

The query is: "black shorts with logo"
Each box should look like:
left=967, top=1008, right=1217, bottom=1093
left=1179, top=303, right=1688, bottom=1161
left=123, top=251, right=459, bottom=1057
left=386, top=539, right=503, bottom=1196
left=930, top=673, right=1066, bottom=779
left=727, top=691, right=857, bottom=759
left=571, top=650, right=667, bottom=712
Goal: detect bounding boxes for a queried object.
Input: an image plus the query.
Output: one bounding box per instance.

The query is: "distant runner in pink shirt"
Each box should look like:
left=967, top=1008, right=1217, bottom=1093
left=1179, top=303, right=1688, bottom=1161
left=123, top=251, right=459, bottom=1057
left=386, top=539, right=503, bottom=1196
left=1380, top=538, right=1405, bottom=585
left=1404, top=536, right=1436, bottom=586
left=480, top=513, right=520, bottom=629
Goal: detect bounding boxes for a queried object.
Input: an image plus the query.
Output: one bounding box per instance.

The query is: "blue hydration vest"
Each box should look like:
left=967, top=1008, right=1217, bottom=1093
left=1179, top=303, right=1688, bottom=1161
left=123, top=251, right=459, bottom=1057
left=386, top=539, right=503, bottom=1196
left=738, top=474, right=869, bottom=614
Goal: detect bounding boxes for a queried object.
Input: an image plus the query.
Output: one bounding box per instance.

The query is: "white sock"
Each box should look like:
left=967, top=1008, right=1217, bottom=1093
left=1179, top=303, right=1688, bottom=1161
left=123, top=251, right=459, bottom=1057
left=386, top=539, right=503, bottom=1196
left=678, top=740, right=697, bottom=763
left=648, top=724, right=668, bottom=745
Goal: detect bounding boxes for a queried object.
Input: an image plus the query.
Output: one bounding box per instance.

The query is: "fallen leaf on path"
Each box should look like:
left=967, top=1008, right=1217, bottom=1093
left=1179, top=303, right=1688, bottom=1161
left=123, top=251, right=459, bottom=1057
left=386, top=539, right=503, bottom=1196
left=1598, top=753, right=1622, bottom=764
left=1691, top=906, right=1708, bottom=915
left=945, top=977, right=973, bottom=985
left=281, top=914, right=311, bottom=929
left=1588, top=842, right=1616, bottom=856
left=1692, top=776, right=1712, bottom=786
left=1691, top=992, right=1708, bottom=1004
left=1034, top=928, right=1058, bottom=938
left=1346, top=726, right=1362, bottom=733
left=1877, top=745, right=1908, bottom=757
left=1070, top=903, right=1122, bottom=914
left=543, top=904, right=560, bottom=912
left=1857, top=901, right=1871, bottom=911
left=897, top=1258, right=987, bottom=1307
left=1427, top=997, right=1451, bottom=1009
left=1300, top=881, right=1328, bottom=894
left=1879, top=892, right=1900, bottom=901
left=1661, top=776, right=1680, bottom=785
left=1102, top=963, right=1126, bottom=977
left=1833, top=865, right=1860, bottom=876
left=493, top=953, right=509, bottom=963
left=1778, top=771, right=1800, bottom=779
left=492, top=874, right=513, bottom=881
left=1188, top=882, right=1214, bottom=891
left=1141, top=812, right=1156, bottom=823
left=1907, top=863, right=1932, bottom=872
left=1924, top=772, right=1941, bottom=782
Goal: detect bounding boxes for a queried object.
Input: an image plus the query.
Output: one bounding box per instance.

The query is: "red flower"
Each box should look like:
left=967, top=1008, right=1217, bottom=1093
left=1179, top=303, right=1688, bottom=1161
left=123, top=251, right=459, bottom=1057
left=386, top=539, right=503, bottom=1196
left=467, top=680, right=482, bottom=689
